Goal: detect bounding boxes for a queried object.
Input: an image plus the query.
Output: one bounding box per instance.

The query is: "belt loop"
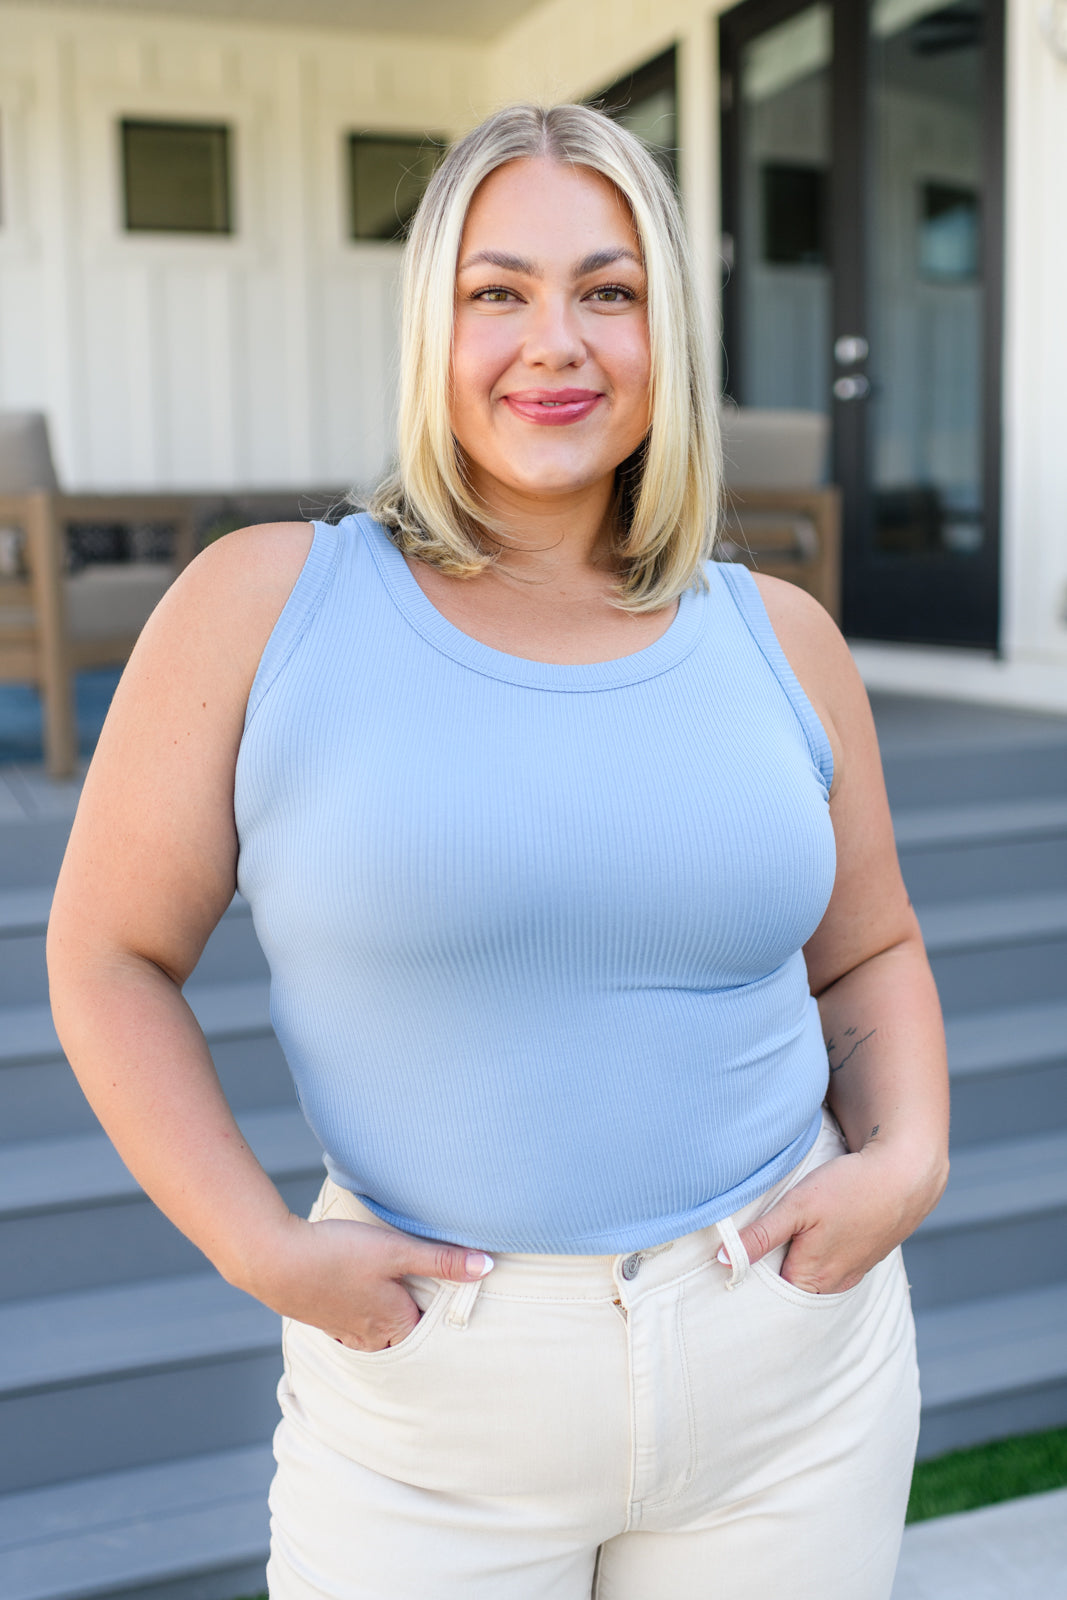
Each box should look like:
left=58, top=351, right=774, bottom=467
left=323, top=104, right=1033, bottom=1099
left=445, top=1276, right=484, bottom=1329
left=716, top=1216, right=750, bottom=1291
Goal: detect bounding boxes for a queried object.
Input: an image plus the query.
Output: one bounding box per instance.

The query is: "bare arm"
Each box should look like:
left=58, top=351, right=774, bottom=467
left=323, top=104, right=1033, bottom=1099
left=735, top=577, right=949, bottom=1292
left=47, top=525, right=490, bottom=1349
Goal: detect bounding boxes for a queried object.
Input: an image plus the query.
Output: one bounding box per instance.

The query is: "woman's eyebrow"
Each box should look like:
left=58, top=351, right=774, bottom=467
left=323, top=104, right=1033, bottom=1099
left=458, top=249, right=539, bottom=275
left=575, top=247, right=643, bottom=276
left=457, top=246, right=644, bottom=278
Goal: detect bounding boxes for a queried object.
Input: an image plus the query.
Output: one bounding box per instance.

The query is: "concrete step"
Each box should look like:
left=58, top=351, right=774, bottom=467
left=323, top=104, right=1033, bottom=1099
left=945, top=998, right=1067, bottom=1145
left=0, top=977, right=271, bottom=1069
left=0, top=1272, right=282, bottom=1494
left=881, top=737, right=1067, bottom=809
left=0, top=891, right=268, bottom=1007
left=0, top=1033, right=295, bottom=1145
left=893, top=795, right=1067, bottom=850
left=920, top=890, right=1067, bottom=1013
left=0, top=1446, right=271, bottom=1600
left=904, top=1129, right=1067, bottom=1309
left=0, top=1107, right=324, bottom=1301
left=0, top=975, right=277, bottom=1148
left=891, top=1486, right=1067, bottom=1600
left=895, top=796, right=1067, bottom=904
left=920, top=888, right=1067, bottom=951
left=0, top=885, right=254, bottom=940
left=915, top=1281, right=1067, bottom=1458
left=0, top=817, right=71, bottom=892
left=0, top=885, right=53, bottom=935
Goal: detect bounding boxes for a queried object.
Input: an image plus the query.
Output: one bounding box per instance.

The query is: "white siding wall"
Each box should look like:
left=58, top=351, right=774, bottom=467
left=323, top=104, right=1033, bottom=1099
left=0, top=3, right=486, bottom=491
left=1002, top=0, right=1067, bottom=667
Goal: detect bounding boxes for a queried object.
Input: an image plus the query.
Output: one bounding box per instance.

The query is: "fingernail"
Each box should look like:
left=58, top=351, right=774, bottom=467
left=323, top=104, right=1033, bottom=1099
left=717, top=1246, right=730, bottom=1266
left=466, top=1252, right=495, bottom=1277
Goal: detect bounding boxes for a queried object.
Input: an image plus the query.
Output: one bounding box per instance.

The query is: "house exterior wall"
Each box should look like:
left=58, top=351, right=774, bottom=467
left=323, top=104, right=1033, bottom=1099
left=0, top=0, right=1064, bottom=704
left=0, top=2, right=486, bottom=492
left=1001, top=0, right=1067, bottom=674
left=848, top=0, right=1067, bottom=708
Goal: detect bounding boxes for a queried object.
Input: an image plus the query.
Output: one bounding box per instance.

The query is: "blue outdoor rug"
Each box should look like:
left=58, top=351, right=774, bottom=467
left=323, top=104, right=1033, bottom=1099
left=0, top=669, right=121, bottom=766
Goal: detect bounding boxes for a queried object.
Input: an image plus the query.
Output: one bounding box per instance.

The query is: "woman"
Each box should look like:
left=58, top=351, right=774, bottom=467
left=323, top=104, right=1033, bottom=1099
left=48, top=104, right=949, bottom=1599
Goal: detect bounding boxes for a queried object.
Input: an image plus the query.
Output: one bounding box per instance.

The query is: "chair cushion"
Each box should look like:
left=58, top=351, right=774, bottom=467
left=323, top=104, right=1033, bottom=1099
left=718, top=407, right=829, bottom=490
left=0, top=412, right=60, bottom=493
left=65, top=563, right=174, bottom=640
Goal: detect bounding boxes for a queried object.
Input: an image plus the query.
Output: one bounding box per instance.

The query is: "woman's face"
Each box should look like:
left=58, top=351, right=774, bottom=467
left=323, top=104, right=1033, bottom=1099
left=451, top=157, right=651, bottom=522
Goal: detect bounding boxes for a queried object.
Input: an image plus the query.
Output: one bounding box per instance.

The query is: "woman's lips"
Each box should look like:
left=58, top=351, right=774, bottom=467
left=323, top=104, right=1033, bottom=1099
left=501, top=389, right=603, bottom=426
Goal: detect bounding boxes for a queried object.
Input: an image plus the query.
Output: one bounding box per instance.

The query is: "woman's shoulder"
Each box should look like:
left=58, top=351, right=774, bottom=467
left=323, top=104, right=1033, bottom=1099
left=746, top=573, right=870, bottom=798
left=746, top=572, right=850, bottom=671
left=174, top=519, right=316, bottom=622
left=151, top=519, right=316, bottom=673
left=114, top=519, right=318, bottom=753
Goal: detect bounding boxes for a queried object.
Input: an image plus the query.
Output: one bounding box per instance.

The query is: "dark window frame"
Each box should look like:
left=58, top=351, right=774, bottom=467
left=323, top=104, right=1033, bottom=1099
left=761, top=161, right=830, bottom=266
left=120, top=118, right=233, bottom=236
left=918, top=180, right=981, bottom=282
left=346, top=131, right=447, bottom=243
left=588, top=46, right=679, bottom=185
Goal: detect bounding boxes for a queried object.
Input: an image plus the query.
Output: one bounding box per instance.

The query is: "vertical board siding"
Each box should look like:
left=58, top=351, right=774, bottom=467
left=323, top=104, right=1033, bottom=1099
left=0, top=4, right=486, bottom=492
left=1003, top=0, right=1067, bottom=662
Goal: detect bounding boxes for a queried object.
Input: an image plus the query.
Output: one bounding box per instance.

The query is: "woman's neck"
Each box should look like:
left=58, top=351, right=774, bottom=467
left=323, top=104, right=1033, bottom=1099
left=466, top=470, right=618, bottom=586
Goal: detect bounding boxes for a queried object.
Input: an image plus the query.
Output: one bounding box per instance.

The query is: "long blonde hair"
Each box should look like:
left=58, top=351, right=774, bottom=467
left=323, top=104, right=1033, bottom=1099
left=367, top=102, right=720, bottom=612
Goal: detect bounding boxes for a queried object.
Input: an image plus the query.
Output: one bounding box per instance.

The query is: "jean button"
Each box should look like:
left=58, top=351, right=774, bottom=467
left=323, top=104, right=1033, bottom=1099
left=621, top=1253, right=642, bottom=1281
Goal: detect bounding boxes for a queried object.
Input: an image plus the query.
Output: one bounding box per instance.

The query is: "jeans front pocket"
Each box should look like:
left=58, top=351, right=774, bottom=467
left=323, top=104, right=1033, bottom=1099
left=751, top=1249, right=870, bottom=1309
left=720, top=1108, right=875, bottom=1310
left=323, top=1273, right=449, bottom=1365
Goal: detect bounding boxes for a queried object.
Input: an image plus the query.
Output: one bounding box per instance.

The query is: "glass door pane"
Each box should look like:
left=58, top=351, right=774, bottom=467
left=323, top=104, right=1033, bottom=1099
left=736, top=4, right=833, bottom=412
left=867, top=0, right=987, bottom=565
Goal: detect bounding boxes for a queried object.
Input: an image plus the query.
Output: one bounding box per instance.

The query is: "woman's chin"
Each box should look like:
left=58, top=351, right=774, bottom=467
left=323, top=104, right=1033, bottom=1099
left=471, top=460, right=616, bottom=510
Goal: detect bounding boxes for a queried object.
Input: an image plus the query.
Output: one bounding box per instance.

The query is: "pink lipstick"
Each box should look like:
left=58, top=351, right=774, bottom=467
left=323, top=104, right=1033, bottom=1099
left=501, top=388, right=603, bottom=426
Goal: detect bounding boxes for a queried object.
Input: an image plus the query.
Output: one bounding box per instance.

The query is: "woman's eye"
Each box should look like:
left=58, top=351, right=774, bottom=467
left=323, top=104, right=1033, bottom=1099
left=589, top=285, right=635, bottom=304
left=473, top=287, right=516, bottom=303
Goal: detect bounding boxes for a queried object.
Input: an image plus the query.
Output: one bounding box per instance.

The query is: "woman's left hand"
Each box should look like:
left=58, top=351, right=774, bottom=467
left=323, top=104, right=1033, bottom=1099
left=732, top=1139, right=946, bottom=1295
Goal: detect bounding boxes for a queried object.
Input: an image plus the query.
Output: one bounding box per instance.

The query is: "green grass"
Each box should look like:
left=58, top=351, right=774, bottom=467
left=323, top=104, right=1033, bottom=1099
left=231, top=1427, right=1067, bottom=1597
left=906, top=1425, right=1067, bottom=1523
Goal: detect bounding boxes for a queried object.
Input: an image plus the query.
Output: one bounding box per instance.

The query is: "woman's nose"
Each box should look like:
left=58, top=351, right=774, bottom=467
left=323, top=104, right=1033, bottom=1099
left=522, top=295, right=586, bottom=369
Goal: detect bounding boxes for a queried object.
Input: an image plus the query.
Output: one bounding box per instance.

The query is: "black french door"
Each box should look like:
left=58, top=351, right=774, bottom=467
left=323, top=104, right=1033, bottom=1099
left=720, top=0, right=1004, bottom=648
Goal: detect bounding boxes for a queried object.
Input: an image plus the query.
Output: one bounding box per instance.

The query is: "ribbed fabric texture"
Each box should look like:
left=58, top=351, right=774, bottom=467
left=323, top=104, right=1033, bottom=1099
left=234, top=514, right=837, bottom=1253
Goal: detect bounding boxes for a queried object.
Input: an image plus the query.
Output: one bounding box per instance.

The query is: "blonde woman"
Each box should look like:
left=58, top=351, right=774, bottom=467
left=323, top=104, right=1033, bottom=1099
left=48, top=105, right=949, bottom=1599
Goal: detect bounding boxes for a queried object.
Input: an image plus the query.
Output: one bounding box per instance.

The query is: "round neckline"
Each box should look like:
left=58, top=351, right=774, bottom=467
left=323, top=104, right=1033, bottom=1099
left=354, top=513, right=707, bottom=692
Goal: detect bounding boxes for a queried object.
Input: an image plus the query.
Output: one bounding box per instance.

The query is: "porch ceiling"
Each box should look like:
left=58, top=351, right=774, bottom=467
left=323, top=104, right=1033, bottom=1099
left=29, top=0, right=545, bottom=41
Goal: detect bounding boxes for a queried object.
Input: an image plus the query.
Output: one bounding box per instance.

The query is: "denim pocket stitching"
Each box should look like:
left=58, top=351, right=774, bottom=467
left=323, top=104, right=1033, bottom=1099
left=750, top=1257, right=867, bottom=1308
left=322, top=1279, right=451, bottom=1365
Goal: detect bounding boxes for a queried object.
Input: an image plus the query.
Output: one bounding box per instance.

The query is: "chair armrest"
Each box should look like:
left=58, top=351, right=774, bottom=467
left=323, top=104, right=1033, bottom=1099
left=722, top=484, right=842, bottom=623
left=53, top=493, right=199, bottom=570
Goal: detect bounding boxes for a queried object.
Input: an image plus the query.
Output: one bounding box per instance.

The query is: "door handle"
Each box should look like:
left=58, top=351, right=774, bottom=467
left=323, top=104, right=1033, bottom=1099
left=834, top=335, right=869, bottom=364
left=833, top=374, right=871, bottom=401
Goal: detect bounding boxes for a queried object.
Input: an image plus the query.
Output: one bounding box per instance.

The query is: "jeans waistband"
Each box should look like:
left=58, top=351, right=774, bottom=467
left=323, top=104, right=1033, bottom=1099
left=318, top=1108, right=840, bottom=1305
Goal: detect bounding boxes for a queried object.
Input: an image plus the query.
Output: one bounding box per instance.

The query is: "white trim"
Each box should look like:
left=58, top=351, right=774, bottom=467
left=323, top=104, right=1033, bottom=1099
left=849, top=641, right=1067, bottom=715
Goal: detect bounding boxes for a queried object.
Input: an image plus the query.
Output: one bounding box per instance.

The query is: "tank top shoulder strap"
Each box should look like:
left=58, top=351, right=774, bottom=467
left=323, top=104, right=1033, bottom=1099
left=713, top=562, right=834, bottom=796
left=245, top=519, right=344, bottom=727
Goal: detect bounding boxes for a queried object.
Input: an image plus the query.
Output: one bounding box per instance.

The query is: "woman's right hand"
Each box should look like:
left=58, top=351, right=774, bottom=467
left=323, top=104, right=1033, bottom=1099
left=245, top=1215, right=494, bottom=1352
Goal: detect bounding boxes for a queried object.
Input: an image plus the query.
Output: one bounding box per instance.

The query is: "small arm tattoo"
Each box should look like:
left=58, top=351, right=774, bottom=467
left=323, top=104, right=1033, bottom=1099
left=826, top=1025, right=878, bottom=1074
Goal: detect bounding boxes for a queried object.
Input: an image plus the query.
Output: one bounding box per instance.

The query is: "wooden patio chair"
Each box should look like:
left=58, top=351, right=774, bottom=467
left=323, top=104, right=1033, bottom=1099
left=717, top=407, right=842, bottom=623
left=0, top=412, right=197, bottom=777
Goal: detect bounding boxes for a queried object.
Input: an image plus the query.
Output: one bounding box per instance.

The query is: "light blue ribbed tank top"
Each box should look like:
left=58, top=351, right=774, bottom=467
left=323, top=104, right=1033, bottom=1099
left=234, top=513, right=836, bottom=1253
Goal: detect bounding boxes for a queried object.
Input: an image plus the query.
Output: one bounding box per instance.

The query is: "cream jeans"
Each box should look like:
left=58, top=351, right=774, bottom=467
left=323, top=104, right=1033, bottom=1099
left=267, top=1110, right=920, bottom=1599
